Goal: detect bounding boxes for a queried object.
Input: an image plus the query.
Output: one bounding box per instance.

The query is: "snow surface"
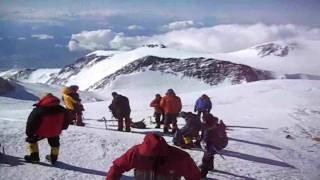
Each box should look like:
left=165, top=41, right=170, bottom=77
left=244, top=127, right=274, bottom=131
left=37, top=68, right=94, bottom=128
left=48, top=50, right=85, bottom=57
left=214, top=40, right=320, bottom=76
left=1, top=78, right=320, bottom=180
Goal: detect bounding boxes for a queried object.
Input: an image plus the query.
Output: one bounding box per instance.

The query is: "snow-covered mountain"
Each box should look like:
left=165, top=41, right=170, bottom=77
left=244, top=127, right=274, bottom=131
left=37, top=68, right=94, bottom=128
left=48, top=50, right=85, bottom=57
left=215, top=40, right=320, bottom=75
left=1, top=40, right=319, bottom=92
left=0, top=68, right=60, bottom=84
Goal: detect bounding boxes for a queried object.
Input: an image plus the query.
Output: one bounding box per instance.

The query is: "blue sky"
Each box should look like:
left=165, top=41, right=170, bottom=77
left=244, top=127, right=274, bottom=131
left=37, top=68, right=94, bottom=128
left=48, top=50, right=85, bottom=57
left=0, top=0, right=319, bottom=69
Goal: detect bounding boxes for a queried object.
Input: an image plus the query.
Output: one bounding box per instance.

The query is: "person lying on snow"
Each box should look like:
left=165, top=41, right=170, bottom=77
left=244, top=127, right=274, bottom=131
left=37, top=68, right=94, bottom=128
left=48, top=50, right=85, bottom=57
left=173, top=111, right=202, bottom=149
left=107, top=133, right=201, bottom=180
left=24, top=93, right=70, bottom=164
left=62, top=86, right=85, bottom=126
left=199, top=113, right=228, bottom=179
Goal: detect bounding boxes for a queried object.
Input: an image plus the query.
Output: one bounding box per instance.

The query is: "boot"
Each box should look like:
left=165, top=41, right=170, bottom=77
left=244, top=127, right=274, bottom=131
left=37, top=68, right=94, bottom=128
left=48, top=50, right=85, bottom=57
left=24, top=152, right=40, bottom=163
left=24, top=143, right=40, bottom=163
left=125, top=127, right=131, bottom=132
left=46, top=146, right=59, bottom=164
left=155, top=124, right=161, bottom=129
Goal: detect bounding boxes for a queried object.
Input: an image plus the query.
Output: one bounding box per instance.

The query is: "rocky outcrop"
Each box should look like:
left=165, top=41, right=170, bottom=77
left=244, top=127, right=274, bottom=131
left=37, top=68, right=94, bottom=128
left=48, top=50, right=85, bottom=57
left=0, top=77, right=15, bottom=94
left=47, top=53, right=113, bottom=85
left=255, top=42, right=297, bottom=57
left=89, top=56, right=274, bottom=90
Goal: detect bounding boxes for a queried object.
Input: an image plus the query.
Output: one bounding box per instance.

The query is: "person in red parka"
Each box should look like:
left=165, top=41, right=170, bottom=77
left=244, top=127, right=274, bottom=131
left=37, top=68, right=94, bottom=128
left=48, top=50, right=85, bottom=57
left=150, top=94, right=164, bottom=128
left=24, top=93, right=70, bottom=164
left=107, top=133, right=201, bottom=180
left=160, top=89, right=182, bottom=134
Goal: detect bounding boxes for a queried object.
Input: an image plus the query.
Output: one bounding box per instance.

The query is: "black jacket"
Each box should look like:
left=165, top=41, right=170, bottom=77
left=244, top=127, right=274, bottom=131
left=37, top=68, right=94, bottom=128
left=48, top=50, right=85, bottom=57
left=109, top=95, right=131, bottom=117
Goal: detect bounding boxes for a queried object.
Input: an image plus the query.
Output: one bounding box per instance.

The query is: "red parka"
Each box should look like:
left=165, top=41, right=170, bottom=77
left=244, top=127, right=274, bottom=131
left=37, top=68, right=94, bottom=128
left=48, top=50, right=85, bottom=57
left=26, top=94, right=69, bottom=137
left=107, top=133, right=200, bottom=180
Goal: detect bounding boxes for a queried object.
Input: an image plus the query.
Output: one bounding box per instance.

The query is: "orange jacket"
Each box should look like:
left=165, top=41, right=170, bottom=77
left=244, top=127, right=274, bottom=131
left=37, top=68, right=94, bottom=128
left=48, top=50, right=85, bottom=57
left=160, top=94, right=182, bottom=114
left=150, top=97, right=163, bottom=113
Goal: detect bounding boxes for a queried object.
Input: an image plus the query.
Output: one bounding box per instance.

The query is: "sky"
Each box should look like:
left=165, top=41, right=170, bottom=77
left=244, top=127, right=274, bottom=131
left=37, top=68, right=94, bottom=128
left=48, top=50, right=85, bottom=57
left=0, top=0, right=319, bottom=69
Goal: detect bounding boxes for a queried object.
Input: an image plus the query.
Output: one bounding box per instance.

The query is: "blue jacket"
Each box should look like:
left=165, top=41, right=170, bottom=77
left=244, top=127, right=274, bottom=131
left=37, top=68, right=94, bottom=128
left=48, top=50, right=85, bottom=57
left=194, top=98, right=212, bottom=112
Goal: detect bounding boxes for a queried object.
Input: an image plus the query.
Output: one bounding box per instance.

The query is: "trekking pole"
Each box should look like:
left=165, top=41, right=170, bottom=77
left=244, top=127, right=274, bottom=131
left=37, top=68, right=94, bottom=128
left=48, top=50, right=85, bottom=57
left=102, top=117, right=107, bottom=130
left=211, top=145, right=225, bottom=160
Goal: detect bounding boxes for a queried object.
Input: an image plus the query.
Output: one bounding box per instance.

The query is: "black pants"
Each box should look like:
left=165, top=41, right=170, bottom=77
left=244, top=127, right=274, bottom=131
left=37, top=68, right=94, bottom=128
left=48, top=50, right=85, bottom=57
left=164, top=113, right=178, bottom=129
left=200, top=151, right=215, bottom=178
left=154, top=112, right=164, bottom=126
left=26, top=136, right=60, bottom=147
left=117, top=113, right=131, bottom=131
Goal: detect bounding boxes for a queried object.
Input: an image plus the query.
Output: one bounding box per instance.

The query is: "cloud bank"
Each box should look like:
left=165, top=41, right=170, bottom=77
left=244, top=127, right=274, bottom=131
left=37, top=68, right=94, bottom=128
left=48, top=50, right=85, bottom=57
left=31, top=34, right=54, bottom=40
left=68, top=23, right=320, bottom=53
left=162, top=20, right=197, bottom=31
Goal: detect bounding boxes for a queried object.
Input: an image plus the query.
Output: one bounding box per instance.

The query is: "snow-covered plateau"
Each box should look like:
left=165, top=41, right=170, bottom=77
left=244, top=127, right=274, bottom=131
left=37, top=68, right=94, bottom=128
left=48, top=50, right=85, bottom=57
left=1, top=42, right=320, bottom=180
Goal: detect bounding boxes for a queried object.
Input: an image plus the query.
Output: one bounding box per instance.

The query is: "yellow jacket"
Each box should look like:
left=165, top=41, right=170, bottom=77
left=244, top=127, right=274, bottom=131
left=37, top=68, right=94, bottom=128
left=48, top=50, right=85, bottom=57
left=62, top=87, right=77, bottom=110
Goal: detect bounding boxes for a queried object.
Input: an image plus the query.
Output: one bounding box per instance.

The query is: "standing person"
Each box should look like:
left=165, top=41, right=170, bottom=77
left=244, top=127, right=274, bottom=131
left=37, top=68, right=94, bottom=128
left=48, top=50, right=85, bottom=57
left=24, top=93, right=69, bottom=164
left=108, top=92, right=131, bottom=132
left=173, top=111, right=202, bottom=149
left=160, top=89, right=182, bottom=134
left=69, top=85, right=85, bottom=126
left=150, top=94, right=164, bottom=128
left=194, top=94, right=212, bottom=119
left=199, top=113, right=228, bottom=179
left=107, top=133, right=201, bottom=180
left=62, top=87, right=78, bottom=125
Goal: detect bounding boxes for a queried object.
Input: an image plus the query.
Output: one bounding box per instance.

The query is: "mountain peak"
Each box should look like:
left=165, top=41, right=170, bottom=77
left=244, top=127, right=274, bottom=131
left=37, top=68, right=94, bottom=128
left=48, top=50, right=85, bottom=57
left=142, top=44, right=167, bottom=48
left=254, top=42, right=297, bottom=57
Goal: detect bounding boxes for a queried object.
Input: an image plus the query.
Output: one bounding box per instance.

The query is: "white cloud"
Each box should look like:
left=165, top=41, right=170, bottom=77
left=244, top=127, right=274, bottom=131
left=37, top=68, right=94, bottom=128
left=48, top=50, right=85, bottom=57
left=162, top=20, right=196, bottom=31
left=68, top=24, right=320, bottom=53
left=127, top=25, right=144, bottom=30
left=31, top=34, right=54, bottom=40
left=68, top=29, right=119, bottom=51
left=18, top=37, right=26, bottom=40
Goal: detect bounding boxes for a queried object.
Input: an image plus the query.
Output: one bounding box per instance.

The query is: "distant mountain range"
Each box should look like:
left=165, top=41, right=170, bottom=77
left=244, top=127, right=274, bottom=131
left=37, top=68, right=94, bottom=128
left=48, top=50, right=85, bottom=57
left=1, top=41, right=319, bottom=91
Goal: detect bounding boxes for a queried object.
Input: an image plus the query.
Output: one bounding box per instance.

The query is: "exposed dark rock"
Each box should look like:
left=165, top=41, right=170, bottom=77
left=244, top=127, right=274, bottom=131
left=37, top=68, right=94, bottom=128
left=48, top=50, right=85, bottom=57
left=142, top=44, right=166, bottom=48
left=0, top=77, right=15, bottom=94
left=47, top=53, right=113, bottom=85
left=255, top=43, right=297, bottom=57
left=89, top=56, right=274, bottom=90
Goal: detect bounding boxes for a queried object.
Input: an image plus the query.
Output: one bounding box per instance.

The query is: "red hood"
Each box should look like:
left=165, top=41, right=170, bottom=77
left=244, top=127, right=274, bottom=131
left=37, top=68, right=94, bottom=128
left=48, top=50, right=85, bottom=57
left=35, top=94, right=60, bottom=107
left=138, top=133, right=169, bottom=157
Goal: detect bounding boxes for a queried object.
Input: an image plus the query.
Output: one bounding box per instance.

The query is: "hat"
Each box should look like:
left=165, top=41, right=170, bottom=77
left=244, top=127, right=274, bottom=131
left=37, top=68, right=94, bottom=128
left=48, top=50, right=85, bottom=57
left=166, top=88, right=175, bottom=95
left=111, top=92, right=118, bottom=96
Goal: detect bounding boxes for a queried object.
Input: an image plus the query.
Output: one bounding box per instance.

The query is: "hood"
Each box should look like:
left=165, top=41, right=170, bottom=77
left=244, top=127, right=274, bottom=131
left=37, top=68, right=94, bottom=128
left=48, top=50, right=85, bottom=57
left=35, top=94, right=60, bottom=107
left=138, top=133, right=169, bottom=157
left=62, top=87, right=72, bottom=94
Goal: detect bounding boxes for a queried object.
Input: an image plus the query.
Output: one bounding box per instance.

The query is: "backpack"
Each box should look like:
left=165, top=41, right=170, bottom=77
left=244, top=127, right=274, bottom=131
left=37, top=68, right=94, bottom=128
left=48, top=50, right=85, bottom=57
left=215, top=120, right=228, bottom=150
left=131, top=120, right=147, bottom=129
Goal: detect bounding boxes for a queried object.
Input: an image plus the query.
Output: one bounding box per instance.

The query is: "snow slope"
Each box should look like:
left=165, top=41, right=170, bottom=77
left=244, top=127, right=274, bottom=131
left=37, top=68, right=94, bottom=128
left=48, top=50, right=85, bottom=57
left=1, top=78, right=320, bottom=180
left=214, top=40, right=320, bottom=76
